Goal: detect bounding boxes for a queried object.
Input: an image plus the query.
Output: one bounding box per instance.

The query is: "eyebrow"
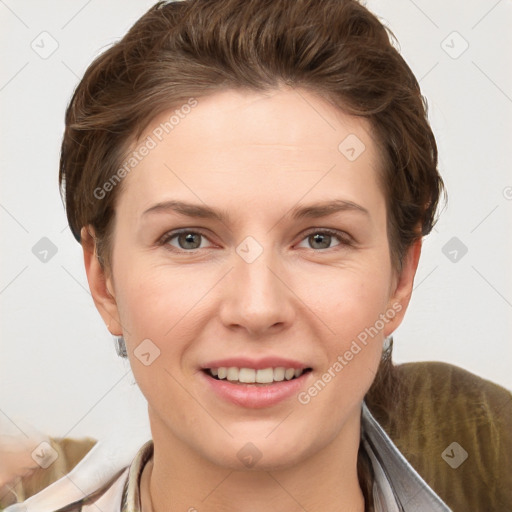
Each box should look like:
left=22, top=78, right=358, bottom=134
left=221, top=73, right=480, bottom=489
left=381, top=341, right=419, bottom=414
left=141, top=198, right=369, bottom=223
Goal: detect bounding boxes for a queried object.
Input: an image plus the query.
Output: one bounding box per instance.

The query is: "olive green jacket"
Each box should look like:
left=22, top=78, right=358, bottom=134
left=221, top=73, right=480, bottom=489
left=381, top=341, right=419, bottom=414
left=2, top=362, right=511, bottom=511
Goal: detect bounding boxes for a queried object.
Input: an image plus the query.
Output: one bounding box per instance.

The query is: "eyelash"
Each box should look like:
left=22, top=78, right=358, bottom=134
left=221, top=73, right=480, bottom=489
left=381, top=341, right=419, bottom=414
left=157, top=228, right=354, bottom=253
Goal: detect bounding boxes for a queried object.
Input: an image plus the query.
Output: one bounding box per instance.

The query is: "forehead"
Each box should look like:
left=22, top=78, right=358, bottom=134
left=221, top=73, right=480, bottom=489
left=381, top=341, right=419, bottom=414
left=117, top=87, right=384, bottom=219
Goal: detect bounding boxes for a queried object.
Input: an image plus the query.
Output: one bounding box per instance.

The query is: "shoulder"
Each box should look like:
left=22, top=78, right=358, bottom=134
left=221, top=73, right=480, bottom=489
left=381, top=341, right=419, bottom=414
left=51, top=467, right=129, bottom=512
left=0, top=437, right=97, bottom=508
left=2, top=437, right=151, bottom=512
left=368, top=361, right=512, bottom=511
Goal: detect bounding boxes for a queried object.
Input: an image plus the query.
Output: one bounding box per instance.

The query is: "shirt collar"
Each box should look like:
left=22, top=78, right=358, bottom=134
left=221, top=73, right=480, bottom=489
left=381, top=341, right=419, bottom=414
left=122, top=439, right=153, bottom=512
left=361, top=401, right=451, bottom=511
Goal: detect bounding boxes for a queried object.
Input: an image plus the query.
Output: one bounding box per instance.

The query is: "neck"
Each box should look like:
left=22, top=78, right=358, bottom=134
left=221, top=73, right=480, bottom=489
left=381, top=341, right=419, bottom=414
left=141, top=409, right=365, bottom=512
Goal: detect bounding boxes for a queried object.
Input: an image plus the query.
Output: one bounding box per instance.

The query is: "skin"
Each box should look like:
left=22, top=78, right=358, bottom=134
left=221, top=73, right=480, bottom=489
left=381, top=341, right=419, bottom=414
left=82, top=86, right=421, bottom=512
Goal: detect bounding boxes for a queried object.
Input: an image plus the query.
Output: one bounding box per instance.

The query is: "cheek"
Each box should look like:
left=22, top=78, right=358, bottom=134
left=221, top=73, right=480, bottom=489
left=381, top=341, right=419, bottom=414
left=300, top=263, right=392, bottom=400
left=295, top=271, right=390, bottom=421
left=308, top=265, right=392, bottom=338
left=114, top=261, right=195, bottom=340
left=113, top=267, right=197, bottom=412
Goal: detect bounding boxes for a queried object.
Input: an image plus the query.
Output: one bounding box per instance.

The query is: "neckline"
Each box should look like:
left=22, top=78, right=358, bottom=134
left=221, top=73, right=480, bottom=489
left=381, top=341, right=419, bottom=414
left=121, top=404, right=450, bottom=512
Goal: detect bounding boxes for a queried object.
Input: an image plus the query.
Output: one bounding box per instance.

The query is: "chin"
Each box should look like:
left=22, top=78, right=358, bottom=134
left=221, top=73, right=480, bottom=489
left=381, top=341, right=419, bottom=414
left=220, top=450, right=307, bottom=473
left=199, top=431, right=316, bottom=473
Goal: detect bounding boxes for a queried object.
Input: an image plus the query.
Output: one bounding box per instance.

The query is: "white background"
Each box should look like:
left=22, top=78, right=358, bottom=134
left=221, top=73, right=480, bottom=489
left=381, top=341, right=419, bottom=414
left=1, top=0, right=511, bottom=442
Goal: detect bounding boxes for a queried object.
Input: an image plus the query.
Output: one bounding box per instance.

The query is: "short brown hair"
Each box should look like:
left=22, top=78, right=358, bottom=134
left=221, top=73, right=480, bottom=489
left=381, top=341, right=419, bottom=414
left=59, top=0, right=444, bottom=274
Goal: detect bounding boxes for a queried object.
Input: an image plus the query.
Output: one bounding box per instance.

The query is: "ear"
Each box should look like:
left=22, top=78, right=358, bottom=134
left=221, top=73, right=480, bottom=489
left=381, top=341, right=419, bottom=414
left=383, top=238, right=422, bottom=337
left=81, top=226, right=123, bottom=336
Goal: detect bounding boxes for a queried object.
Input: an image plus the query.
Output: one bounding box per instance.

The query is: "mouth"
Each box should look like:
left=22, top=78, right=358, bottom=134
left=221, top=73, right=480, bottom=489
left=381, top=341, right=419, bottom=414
left=202, top=366, right=313, bottom=386
left=199, top=363, right=314, bottom=408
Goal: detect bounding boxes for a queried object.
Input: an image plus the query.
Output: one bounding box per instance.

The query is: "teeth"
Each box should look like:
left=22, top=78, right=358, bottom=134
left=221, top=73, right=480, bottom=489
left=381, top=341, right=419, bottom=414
left=227, top=367, right=239, bottom=381
left=208, top=366, right=306, bottom=383
left=239, top=368, right=256, bottom=383
left=256, top=368, right=274, bottom=383
left=285, top=368, right=295, bottom=380
left=273, top=367, right=285, bottom=381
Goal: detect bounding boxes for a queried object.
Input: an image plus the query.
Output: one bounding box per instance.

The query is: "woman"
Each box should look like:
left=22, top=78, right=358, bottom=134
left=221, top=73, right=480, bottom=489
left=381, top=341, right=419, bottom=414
left=3, top=0, right=511, bottom=511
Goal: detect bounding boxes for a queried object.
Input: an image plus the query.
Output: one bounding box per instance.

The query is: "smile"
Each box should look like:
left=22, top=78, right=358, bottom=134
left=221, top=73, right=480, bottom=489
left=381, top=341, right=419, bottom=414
left=200, top=366, right=313, bottom=408
left=204, top=366, right=312, bottom=384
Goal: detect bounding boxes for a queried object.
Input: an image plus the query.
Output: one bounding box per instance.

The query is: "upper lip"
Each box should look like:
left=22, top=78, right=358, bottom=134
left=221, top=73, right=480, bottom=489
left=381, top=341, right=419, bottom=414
left=201, top=357, right=312, bottom=370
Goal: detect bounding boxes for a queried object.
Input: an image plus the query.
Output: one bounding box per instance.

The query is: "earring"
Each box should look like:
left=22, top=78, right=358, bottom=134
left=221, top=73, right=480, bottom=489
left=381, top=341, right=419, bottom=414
left=113, top=335, right=128, bottom=358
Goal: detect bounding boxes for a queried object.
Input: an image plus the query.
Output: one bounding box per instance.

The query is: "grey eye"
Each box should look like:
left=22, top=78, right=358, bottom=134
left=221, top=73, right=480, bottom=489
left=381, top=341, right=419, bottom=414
left=308, top=233, right=333, bottom=249
left=175, top=232, right=203, bottom=250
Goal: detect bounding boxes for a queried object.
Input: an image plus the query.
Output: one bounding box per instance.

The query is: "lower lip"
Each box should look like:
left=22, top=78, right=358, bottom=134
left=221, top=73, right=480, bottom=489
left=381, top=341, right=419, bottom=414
left=200, top=370, right=311, bottom=409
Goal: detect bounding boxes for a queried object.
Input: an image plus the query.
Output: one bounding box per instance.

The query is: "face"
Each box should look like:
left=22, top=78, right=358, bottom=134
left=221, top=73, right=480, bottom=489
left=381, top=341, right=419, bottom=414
left=84, top=86, right=419, bottom=471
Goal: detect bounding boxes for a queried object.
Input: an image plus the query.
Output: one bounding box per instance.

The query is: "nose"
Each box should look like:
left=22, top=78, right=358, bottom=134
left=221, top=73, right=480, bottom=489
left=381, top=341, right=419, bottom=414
left=218, top=243, right=296, bottom=337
